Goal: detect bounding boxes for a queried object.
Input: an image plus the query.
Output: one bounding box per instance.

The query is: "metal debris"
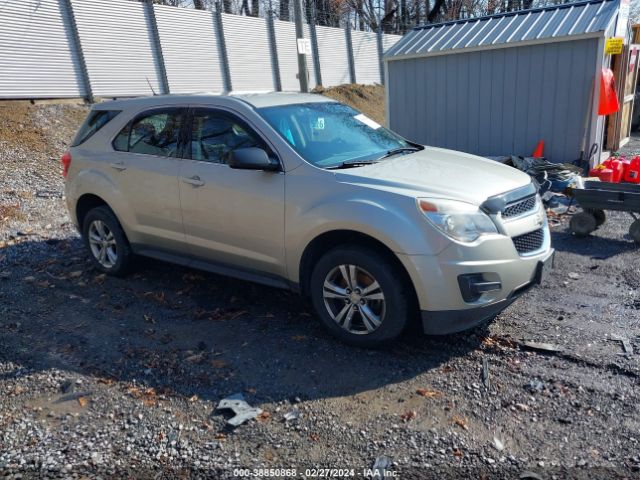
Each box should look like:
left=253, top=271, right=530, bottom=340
left=216, top=393, right=262, bottom=427
left=520, top=341, right=563, bottom=353
left=482, top=358, right=490, bottom=389
left=610, top=335, right=634, bottom=354
left=372, top=456, right=393, bottom=477
left=283, top=409, right=301, bottom=422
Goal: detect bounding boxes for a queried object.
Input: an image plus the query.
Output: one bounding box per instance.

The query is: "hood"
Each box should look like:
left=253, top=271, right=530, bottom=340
left=335, top=146, right=532, bottom=205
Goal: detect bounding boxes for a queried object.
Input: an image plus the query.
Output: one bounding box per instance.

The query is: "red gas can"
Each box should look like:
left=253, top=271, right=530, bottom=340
left=603, top=158, right=624, bottom=182
left=624, top=156, right=640, bottom=183
left=599, top=168, right=614, bottom=183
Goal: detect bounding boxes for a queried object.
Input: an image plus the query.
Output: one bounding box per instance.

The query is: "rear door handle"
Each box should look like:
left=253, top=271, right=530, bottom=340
left=182, top=175, right=205, bottom=187
left=110, top=161, right=127, bottom=171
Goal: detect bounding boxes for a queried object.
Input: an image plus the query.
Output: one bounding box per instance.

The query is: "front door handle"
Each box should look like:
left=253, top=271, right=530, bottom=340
left=182, top=175, right=205, bottom=187
left=110, top=161, right=127, bottom=171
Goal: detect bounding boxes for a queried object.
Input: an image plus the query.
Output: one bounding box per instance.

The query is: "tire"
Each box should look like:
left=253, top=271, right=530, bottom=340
left=309, top=245, right=412, bottom=347
left=570, top=212, right=597, bottom=237
left=586, top=208, right=606, bottom=227
left=630, top=219, right=640, bottom=242
left=82, top=206, right=133, bottom=276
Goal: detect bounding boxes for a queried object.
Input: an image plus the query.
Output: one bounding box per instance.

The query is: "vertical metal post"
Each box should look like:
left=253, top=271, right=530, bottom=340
left=377, top=26, right=385, bottom=85
left=214, top=2, right=233, bottom=93
left=344, top=24, right=356, bottom=84
left=144, top=0, right=170, bottom=95
left=293, top=0, right=308, bottom=93
left=309, top=2, right=322, bottom=87
left=266, top=7, right=282, bottom=91
left=59, top=0, right=93, bottom=102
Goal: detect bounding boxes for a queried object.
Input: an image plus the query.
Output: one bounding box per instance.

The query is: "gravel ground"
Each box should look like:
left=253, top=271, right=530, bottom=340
left=1, top=103, right=639, bottom=479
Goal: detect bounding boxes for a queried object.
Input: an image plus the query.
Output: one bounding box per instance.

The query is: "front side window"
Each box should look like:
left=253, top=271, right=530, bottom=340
left=257, top=102, right=416, bottom=168
left=113, top=108, right=184, bottom=158
left=189, top=109, right=265, bottom=163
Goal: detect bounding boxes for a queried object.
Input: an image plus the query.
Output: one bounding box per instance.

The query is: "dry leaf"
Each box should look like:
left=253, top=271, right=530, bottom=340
left=77, top=396, right=88, bottom=407
left=416, top=388, right=442, bottom=399
left=453, top=416, right=469, bottom=431
left=453, top=448, right=464, bottom=457
left=210, top=359, right=227, bottom=369
left=188, top=394, right=199, bottom=403
left=94, top=274, right=106, bottom=284
left=69, top=271, right=83, bottom=278
left=400, top=410, right=417, bottom=422
left=257, top=411, right=271, bottom=422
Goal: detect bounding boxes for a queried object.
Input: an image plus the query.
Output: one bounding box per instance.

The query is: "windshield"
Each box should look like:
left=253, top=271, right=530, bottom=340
left=257, top=102, right=417, bottom=168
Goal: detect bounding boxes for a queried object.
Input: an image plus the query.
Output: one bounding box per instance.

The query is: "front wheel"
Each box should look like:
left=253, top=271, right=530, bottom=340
left=309, top=246, right=412, bottom=347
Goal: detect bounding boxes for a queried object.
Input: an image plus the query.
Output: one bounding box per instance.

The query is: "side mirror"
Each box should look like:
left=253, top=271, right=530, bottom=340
left=227, top=147, right=279, bottom=171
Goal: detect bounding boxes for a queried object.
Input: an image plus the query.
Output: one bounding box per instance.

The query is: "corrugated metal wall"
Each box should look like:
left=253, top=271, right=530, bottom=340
left=155, top=6, right=223, bottom=94
left=388, top=38, right=598, bottom=164
left=0, top=0, right=399, bottom=99
left=274, top=19, right=300, bottom=92
left=71, top=0, right=162, bottom=97
left=351, top=30, right=380, bottom=84
left=222, top=14, right=274, bottom=92
left=315, top=25, right=350, bottom=87
left=0, top=0, right=85, bottom=98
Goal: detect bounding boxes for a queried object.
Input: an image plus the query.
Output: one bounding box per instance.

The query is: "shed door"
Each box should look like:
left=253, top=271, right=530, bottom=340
left=606, top=44, right=640, bottom=150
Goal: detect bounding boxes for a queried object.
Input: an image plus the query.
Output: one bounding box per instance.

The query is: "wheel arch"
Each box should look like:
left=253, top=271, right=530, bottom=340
left=298, top=229, right=418, bottom=308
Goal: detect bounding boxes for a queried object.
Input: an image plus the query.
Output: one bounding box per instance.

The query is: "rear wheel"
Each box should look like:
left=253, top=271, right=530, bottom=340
left=82, top=206, right=133, bottom=276
left=570, top=211, right=597, bottom=237
left=586, top=208, right=606, bottom=227
left=309, top=246, right=412, bottom=347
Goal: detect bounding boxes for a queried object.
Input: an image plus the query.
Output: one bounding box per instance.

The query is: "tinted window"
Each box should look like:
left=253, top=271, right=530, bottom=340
left=257, top=102, right=413, bottom=168
left=189, top=109, right=265, bottom=163
left=72, top=110, right=120, bottom=146
left=114, top=108, right=184, bottom=157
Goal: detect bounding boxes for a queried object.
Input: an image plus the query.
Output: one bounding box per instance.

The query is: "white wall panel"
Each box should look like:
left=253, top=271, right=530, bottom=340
left=315, top=25, right=349, bottom=87
left=351, top=30, right=380, bottom=85
left=155, top=6, right=223, bottom=94
left=72, top=0, right=162, bottom=97
left=222, top=14, right=273, bottom=92
left=273, top=20, right=299, bottom=91
left=0, top=0, right=84, bottom=98
left=382, top=34, right=403, bottom=53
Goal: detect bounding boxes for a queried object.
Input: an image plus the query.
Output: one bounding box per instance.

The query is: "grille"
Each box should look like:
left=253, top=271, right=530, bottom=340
left=502, top=196, right=537, bottom=219
left=512, top=228, right=544, bottom=255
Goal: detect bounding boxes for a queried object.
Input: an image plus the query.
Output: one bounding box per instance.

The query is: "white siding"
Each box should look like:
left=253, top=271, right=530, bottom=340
left=315, top=25, right=349, bottom=87
left=155, top=6, right=223, bottom=94
left=0, top=0, right=84, bottom=98
left=72, top=0, right=162, bottom=97
left=382, top=34, right=403, bottom=53
left=351, top=30, right=380, bottom=84
left=222, top=14, right=273, bottom=92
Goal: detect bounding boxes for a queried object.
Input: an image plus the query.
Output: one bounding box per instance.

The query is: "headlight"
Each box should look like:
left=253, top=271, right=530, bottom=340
left=417, top=198, right=498, bottom=243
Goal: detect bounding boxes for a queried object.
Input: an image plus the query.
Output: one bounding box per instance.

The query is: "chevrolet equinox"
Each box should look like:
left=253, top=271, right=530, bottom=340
left=63, top=93, right=554, bottom=347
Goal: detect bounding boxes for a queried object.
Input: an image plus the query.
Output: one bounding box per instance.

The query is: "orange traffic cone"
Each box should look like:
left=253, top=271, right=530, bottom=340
left=532, top=140, right=544, bottom=158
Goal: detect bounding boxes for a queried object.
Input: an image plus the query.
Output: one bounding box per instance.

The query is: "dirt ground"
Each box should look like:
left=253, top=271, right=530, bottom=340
left=0, top=92, right=639, bottom=479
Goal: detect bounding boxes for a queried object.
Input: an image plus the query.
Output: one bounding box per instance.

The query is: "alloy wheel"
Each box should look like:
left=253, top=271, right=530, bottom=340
left=322, top=264, right=386, bottom=335
left=88, top=220, right=117, bottom=268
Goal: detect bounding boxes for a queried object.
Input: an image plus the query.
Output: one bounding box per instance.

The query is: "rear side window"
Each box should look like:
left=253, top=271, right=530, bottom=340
left=113, top=108, right=184, bottom=158
left=72, top=110, right=120, bottom=146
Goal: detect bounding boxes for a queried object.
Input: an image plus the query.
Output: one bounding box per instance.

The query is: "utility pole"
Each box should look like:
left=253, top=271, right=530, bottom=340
left=293, top=0, right=309, bottom=93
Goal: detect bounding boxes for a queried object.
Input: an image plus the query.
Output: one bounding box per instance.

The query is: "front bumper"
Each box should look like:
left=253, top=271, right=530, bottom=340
left=397, top=228, right=554, bottom=334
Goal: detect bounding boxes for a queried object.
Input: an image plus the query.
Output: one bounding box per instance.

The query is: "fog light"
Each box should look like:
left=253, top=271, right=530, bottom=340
left=458, top=274, right=502, bottom=302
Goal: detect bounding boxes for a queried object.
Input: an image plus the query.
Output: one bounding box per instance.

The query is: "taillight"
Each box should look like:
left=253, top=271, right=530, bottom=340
left=61, top=151, right=72, bottom=178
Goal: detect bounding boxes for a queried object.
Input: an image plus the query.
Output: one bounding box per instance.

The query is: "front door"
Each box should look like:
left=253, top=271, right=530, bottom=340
left=178, top=107, right=286, bottom=278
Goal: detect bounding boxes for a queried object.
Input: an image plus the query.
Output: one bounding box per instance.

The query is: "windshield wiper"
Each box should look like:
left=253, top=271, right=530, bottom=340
left=325, top=159, right=379, bottom=170
left=376, top=147, right=420, bottom=160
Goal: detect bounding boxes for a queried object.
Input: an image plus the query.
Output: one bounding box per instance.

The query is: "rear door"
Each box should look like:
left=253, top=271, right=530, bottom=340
left=110, top=107, right=187, bottom=252
left=178, top=107, right=286, bottom=277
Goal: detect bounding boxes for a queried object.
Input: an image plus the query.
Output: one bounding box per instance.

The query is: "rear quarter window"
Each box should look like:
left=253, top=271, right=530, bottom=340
left=72, top=110, right=120, bottom=146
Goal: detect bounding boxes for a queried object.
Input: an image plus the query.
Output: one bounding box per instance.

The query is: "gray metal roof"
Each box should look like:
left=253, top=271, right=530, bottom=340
left=385, top=0, right=618, bottom=59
